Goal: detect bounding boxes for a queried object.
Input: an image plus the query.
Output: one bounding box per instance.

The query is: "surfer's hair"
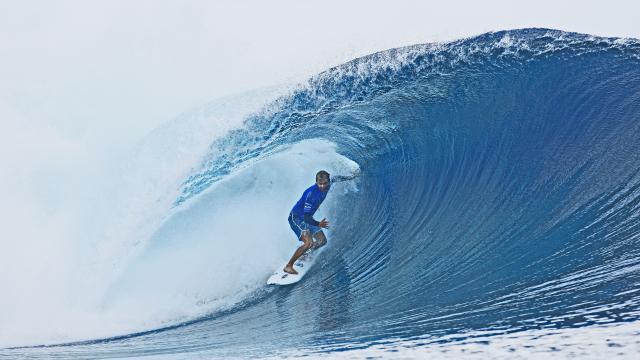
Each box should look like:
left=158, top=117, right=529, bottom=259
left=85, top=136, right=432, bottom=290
left=316, top=170, right=330, bottom=181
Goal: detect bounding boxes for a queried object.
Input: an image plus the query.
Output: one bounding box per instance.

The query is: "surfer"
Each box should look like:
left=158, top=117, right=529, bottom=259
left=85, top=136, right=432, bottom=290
left=284, top=170, right=331, bottom=275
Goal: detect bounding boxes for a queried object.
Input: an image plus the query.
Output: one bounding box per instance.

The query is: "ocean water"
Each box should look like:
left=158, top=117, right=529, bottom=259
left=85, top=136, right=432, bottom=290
left=2, top=28, right=640, bottom=359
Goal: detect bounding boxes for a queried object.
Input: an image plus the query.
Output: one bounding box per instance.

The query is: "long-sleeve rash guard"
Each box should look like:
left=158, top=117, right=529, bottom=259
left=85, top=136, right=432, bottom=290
left=290, top=184, right=328, bottom=226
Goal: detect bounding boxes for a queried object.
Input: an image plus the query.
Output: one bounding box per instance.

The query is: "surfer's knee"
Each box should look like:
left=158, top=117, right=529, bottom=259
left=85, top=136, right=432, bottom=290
left=313, top=231, right=327, bottom=247
left=301, top=231, right=312, bottom=243
left=304, top=239, right=314, bottom=250
left=301, top=238, right=313, bottom=251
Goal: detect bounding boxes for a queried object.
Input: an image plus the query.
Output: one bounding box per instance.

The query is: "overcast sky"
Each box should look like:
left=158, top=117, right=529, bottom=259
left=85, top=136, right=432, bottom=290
left=1, top=0, right=639, bottom=146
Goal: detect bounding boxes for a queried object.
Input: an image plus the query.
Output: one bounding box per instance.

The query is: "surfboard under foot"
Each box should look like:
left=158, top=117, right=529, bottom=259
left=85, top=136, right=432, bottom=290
left=267, top=249, right=320, bottom=285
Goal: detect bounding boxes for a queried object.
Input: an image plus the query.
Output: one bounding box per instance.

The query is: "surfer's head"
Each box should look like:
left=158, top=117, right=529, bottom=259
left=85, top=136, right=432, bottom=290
left=316, top=170, right=330, bottom=192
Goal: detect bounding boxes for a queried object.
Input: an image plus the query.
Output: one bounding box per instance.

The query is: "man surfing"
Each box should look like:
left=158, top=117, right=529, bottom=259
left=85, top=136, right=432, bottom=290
left=284, top=170, right=331, bottom=275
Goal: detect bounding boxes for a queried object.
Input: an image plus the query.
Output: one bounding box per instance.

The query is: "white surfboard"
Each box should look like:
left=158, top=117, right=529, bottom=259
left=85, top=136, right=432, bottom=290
left=267, top=248, right=323, bottom=285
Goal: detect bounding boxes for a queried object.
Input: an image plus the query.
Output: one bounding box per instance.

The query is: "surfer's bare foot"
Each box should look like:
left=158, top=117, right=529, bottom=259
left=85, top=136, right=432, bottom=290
left=283, top=265, right=298, bottom=275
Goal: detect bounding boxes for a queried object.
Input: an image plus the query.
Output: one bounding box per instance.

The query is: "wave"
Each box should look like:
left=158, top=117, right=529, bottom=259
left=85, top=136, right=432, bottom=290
left=3, top=28, right=640, bottom=358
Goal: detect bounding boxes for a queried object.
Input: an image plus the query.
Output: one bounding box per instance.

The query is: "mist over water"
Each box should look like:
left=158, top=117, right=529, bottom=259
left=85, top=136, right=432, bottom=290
left=0, top=87, right=305, bottom=346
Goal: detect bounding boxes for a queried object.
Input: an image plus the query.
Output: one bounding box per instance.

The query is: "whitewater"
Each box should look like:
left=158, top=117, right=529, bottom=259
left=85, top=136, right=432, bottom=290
left=1, top=29, right=640, bottom=359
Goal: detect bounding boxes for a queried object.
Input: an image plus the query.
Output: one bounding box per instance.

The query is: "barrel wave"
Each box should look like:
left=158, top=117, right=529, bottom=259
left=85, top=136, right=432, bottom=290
left=5, top=28, right=640, bottom=358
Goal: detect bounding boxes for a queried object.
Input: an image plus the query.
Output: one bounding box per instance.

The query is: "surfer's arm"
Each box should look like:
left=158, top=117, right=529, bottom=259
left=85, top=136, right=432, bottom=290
left=302, top=191, right=320, bottom=226
left=331, top=171, right=360, bottom=183
left=303, top=213, right=320, bottom=226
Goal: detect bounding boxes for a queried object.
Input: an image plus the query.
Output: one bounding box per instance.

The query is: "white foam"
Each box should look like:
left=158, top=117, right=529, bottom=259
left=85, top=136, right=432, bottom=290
left=0, top=87, right=297, bottom=347
left=0, top=121, right=358, bottom=347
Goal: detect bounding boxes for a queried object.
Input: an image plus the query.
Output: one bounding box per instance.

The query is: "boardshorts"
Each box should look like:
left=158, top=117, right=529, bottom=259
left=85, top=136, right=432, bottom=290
left=288, top=212, right=322, bottom=240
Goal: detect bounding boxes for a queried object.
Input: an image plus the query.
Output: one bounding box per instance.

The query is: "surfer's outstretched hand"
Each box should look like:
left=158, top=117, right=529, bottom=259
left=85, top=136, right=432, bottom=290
left=319, top=218, right=329, bottom=229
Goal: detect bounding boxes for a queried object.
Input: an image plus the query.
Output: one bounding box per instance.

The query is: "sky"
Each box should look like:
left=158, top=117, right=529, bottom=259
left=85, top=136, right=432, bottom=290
left=1, top=0, right=639, bottom=147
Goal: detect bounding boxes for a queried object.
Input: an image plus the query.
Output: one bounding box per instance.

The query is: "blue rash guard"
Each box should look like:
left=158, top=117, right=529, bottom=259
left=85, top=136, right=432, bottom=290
left=290, top=184, right=328, bottom=226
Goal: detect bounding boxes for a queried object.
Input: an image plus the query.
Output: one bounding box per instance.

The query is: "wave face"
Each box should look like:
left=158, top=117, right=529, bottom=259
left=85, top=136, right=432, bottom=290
left=5, top=28, right=640, bottom=358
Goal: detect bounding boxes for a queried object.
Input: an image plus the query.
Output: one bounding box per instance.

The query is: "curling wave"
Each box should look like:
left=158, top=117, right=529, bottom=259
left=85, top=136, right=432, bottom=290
left=4, top=28, right=640, bottom=359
